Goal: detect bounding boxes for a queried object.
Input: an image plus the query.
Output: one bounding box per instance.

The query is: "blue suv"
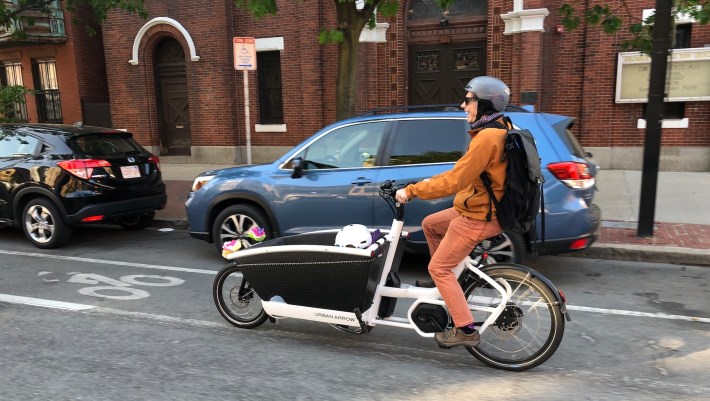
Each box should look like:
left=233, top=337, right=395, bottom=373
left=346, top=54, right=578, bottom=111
left=186, top=106, right=601, bottom=262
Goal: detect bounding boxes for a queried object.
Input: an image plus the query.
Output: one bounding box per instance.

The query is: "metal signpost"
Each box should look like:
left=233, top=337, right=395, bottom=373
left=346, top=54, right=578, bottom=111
left=234, top=37, right=257, bottom=164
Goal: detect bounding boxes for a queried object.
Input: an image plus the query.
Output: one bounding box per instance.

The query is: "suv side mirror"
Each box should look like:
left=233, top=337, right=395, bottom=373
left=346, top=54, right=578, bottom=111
left=291, top=157, right=303, bottom=179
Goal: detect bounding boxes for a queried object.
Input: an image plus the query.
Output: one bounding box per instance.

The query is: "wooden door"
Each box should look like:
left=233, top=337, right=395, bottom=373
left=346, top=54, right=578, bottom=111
left=408, top=41, right=486, bottom=105
left=154, top=38, right=191, bottom=155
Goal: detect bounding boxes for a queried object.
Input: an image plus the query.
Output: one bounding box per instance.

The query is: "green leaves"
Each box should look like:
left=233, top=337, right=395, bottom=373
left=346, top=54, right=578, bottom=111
left=234, top=0, right=277, bottom=19
left=377, top=0, right=398, bottom=17
left=583, top=4, right=623, bottom=34
left=559, top=1, right=710, bottom=53
left=559, top=3, right=580, bottom=31
left=0, top=85, right=30, bottom=124
left=318, top=29, right=344, bottom=44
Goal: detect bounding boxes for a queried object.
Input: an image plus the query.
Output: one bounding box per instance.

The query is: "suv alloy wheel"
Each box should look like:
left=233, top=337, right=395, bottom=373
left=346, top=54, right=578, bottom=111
left=22, top=198, right=72, bottom=249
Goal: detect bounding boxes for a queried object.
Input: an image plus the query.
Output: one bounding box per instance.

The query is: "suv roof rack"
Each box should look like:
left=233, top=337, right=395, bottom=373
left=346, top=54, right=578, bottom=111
left=358, top=103, right=532, bottom=117
left=357, top=104, right=461, bottom=116
left=504, top=105, right=533, bottom=113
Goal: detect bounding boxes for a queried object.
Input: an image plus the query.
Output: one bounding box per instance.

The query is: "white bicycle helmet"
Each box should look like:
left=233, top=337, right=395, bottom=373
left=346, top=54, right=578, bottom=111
left=334, top=224, right=373, bottom=249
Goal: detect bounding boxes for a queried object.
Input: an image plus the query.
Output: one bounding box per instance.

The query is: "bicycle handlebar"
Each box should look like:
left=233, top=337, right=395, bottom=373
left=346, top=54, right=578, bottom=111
left=379, top=180, right=416, bottom=221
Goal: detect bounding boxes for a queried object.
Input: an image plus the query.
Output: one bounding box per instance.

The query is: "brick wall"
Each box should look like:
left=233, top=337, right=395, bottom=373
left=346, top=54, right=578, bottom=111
left=99, top=0, right=709, bottom=161
left=0, top=6, right=104, bottom=125
left=67, top=7, right=109, bottom=103
left=103, top=0, right=236, bottom=148
left=541, top=0, right=710, bottom=148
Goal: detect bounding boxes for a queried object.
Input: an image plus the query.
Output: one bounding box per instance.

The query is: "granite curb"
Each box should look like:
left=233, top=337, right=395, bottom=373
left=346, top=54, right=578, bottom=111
left=560, top=243, right=710, bottom=267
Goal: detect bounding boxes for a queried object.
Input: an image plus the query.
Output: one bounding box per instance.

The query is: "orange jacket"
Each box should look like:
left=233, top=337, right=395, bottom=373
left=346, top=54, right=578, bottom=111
left=403, top=117, right=509, bottom=221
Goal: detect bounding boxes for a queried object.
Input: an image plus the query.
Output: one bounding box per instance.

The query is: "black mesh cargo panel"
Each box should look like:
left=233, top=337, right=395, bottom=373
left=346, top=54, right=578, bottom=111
left=233, top=233, right=389, bottom=313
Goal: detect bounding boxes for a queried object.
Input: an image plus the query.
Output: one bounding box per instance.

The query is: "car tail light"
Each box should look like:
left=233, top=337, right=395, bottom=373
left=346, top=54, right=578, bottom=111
left=58, top=159, right=112, bottom=179
left=547, top=162, right=595, bottom=189
left=148, top=155, right=161, bottom=172
left=569, top=238, right=590, bottom=250
left=81, top=215, right=104, bottom=222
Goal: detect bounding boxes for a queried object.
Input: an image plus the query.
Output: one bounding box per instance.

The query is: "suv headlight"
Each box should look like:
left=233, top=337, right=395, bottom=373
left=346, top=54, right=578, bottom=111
left=192, top=175, right=215, bottom=191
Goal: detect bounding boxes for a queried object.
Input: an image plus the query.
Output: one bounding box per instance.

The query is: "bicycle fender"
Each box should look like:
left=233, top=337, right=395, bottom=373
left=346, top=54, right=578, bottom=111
left=478, top=263, right=572, bottom=321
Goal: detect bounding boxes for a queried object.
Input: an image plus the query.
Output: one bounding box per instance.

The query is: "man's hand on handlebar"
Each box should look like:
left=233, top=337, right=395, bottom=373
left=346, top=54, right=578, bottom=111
left=395, top=189, right=410, bottom=204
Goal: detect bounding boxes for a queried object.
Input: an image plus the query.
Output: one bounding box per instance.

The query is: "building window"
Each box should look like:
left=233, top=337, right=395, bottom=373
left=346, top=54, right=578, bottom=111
left=256, top=51, right=283, bottom=125
left=32, top=59, right=62, bottom=123
left=673, top=23, right=691, bottom=49
left=0, top=61, right=28, bottom=122
left=407, top=0, right=487, bottom=20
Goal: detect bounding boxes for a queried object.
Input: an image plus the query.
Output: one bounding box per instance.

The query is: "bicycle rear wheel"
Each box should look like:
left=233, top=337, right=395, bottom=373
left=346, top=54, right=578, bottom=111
left=213, top=263, right=268, bottom=329
left=464, top=267, right=565, bottom=371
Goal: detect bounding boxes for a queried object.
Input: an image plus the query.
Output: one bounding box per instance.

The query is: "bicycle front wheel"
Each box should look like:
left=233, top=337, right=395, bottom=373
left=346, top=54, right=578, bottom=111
left=464, top=267, right=565, bottom=371
left=213, top=263, right=268, bottom=329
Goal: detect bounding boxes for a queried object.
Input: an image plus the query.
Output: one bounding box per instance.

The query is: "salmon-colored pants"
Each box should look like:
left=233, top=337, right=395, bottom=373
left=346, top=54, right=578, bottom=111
left=423, top=207, right=503, bottom=327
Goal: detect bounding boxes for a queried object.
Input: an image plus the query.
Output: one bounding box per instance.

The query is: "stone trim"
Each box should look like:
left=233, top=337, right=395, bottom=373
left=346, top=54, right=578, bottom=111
left=129, top=17, right=200, bottom=65
left=501, top=8, right=549, bottom=35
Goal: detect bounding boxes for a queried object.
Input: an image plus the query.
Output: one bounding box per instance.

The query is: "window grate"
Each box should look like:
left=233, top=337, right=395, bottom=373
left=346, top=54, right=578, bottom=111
left=32, top=59, right=63, bottom=123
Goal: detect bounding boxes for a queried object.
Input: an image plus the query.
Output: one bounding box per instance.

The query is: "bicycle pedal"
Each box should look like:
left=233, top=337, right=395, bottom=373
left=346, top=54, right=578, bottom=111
left=437, top=343, right=452, bottom=349
left=415, top=279, right=435, bottom=288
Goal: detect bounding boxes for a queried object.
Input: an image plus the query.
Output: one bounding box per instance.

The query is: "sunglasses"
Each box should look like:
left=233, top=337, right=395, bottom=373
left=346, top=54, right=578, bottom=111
left=464, top=96, right=479, bottom=105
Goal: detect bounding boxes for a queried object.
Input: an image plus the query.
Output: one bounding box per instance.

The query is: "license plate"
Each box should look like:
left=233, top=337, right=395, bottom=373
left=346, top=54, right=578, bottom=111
left=120, top=165, right=141, bottom=179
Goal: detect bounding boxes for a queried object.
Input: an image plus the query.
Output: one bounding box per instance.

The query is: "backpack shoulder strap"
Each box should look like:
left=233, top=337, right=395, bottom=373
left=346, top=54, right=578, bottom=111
left=479, top=115, right=510, bottom=221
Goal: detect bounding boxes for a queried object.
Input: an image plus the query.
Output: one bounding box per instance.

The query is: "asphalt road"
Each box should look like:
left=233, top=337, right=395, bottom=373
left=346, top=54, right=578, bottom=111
left=1, top=225, right=708, bottom=400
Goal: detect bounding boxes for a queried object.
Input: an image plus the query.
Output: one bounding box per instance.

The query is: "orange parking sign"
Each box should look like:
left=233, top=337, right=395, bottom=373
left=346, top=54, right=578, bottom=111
left=233, top=37, right=257, bottom=70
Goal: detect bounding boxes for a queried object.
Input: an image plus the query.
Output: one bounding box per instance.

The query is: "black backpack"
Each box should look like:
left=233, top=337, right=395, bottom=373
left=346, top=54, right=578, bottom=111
left=480, top=117, right=545, bottom=249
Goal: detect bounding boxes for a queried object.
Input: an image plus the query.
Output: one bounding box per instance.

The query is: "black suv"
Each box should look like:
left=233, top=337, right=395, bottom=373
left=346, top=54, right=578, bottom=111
left=0, top=124, right=166, bottom=249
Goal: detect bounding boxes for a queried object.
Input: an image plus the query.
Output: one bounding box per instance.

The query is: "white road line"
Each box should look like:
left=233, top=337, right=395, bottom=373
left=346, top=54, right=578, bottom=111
left=566, top=304, right=710, bottom=323
left=0, top=249, right=216, bottom=275
left=2, top=293, right=709, bottom=325
left=0, top=293, right=222, bottom=328
left=0, top=294, right=96, bottom=311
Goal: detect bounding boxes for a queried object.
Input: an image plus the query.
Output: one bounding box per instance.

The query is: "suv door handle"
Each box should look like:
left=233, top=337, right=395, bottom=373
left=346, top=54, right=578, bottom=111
left=351, top=177, right=372, bottom=186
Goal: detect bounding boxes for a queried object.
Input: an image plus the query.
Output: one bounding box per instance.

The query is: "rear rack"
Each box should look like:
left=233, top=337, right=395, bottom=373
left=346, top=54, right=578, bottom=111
left=357, top=104, right=532, bottom=117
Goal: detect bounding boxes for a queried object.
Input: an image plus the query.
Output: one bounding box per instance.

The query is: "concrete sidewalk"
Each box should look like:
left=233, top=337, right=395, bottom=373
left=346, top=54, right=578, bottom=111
left=156, top=164, right=710, bottom=266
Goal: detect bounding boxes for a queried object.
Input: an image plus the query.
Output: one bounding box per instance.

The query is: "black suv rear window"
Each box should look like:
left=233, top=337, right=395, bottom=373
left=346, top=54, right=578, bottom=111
left=69, top=133, right=143, bottom=157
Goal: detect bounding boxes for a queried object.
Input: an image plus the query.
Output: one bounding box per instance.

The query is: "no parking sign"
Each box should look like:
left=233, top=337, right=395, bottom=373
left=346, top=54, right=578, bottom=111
left=234, top=37, right=257, bottom=71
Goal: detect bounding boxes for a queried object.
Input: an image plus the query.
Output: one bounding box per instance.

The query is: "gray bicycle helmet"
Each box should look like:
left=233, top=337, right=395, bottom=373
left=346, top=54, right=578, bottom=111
left=464, top=76, right=510, bottom=112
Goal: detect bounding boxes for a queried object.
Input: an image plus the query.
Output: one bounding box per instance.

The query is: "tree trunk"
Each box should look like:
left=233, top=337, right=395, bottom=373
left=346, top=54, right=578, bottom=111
left=336, top=32, right=361, bottom=120
left=334, top=1, right=377, bottom=121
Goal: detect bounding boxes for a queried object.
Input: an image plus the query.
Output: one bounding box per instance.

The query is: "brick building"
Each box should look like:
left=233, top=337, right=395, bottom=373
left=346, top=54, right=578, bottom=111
left=0, top=2, right=111, bottom=128
left=5, top=1, right=706, bottom=171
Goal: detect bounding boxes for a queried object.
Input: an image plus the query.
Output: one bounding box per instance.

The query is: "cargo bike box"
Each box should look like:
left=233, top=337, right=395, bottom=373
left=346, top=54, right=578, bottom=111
left=224, top=230, right=405, bottom=315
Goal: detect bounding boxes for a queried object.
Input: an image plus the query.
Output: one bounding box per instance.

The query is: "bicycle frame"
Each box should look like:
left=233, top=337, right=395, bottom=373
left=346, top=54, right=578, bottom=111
left=249, top=198, right=513, bottom=338
left=217, top=181, right=569, bottom=371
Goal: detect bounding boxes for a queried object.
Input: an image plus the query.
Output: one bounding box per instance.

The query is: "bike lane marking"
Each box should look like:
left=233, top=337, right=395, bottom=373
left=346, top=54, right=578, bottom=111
left=0, top=293, right=95, bottom=311
left=2, top=292, right=709, bottom=324
left=0, top=294, right=224, bottom=328
left=566, top=305, right=710, bottom=324
left=0, top=249, right=215, bottom=275
left=2, top=249, right=709, bottom=324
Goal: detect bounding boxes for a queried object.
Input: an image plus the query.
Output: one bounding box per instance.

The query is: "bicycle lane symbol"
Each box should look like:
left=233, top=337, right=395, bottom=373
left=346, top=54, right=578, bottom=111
left=67, top=273, right=185, bottom=300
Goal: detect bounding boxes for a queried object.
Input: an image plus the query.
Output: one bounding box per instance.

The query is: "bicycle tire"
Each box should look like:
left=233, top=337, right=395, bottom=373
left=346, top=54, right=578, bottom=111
left=213, top=263, right=269, bottom=329
left=463, top=266, right=565, bottom=371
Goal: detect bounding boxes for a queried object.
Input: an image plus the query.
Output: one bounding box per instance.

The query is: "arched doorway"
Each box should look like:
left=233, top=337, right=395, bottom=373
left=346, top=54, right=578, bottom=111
left=154, top=38, right=191, bottom=155
left=406, top=0, right=488, bottom=105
